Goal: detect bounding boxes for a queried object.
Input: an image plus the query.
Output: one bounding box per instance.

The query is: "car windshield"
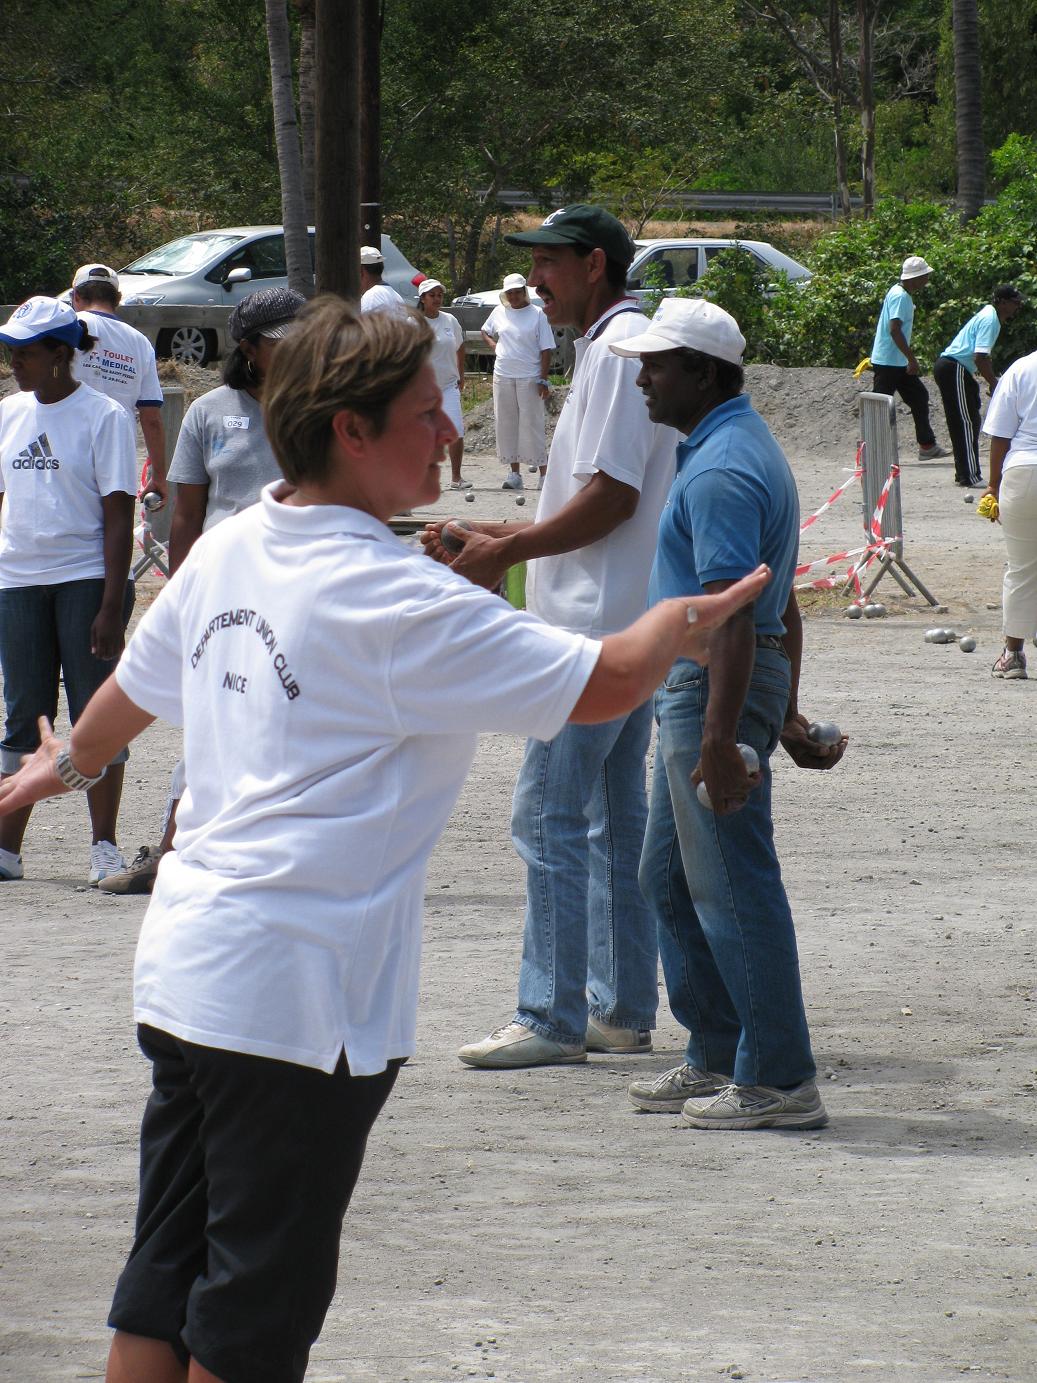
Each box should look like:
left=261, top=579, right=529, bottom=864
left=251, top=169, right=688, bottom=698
left=121, top=234, right=246, bottom=276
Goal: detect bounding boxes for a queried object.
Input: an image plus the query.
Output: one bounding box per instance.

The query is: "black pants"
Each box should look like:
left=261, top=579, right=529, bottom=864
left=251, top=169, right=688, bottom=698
left=109, top=1026, right=401, bottom=1383
left=871, top=365, right=936, bottom=448
left=933, top=355, right=984, bottom=485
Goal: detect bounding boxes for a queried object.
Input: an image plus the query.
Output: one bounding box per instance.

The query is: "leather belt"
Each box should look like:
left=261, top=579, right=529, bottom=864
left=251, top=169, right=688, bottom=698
left=755, top=634, right=785, bottom=651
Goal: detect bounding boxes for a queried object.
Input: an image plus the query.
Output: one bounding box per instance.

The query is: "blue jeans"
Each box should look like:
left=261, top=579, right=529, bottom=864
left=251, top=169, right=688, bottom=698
left=513, top=702, right=659, bottom=1043
left=0, top=579, right=134, bottom=774
left=638, top=648, right=816, bottom=1089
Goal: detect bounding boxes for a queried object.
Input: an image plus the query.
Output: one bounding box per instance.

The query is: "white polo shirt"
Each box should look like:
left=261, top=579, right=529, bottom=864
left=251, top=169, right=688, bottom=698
left=525, top=300, right=679, bottom=636
left=116, top=484, right=600, bottom=1075
left=360, top=283, right=408, bottom=316
left=983, top=350, right=1037, bottom=472
left=72, top=310, right=164, bottom=417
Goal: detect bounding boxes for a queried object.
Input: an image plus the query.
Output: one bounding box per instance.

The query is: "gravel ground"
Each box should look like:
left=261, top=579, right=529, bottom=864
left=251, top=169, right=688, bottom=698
left=1, top=368, right=1034, bottom=1383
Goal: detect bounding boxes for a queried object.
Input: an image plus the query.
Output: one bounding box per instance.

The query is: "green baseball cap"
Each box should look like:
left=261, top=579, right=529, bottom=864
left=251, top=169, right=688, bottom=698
left=505, top=204, right=636, bottom=269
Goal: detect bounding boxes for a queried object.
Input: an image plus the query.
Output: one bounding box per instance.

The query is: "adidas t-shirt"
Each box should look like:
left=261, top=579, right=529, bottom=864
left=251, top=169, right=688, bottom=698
left=72, top=310, right=164, bottom=417
left=0, top=384, right=137, bottom=587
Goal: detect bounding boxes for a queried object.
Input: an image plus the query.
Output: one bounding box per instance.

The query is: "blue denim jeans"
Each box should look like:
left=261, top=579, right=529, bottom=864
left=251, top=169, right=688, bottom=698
left=638, top=648, right=816, bottom=1089
left=512, top=702, right=659, bottom=1043
left=0, top=579, right=134, bottom=774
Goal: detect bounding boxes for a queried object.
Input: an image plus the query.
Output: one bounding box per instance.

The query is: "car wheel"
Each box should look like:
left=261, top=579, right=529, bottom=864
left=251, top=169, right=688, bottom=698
left=163, top=325, right=214, bottom=366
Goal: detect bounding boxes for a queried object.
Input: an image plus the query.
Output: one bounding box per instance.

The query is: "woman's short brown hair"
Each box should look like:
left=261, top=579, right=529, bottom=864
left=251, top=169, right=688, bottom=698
left=263, top=295, right=433, bottom=485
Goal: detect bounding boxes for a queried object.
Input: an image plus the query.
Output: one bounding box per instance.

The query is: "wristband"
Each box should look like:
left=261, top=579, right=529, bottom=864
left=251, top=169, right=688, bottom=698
left=54, top=749, right=107, bottom=791
left=538, top=378, right=550, bottom=387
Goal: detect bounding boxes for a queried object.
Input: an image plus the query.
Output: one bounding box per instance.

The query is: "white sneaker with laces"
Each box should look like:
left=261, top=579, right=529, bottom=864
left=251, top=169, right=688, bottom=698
left=89, top=840, right=126, bottom=887
left=458, top=1021, right=586, bottom=1068
left=0, top=846, right=24, bottom=881
left=502, top=472, right=524, bottom=491
left=628, top=1063, right=728, bottom=1112
left=680, top=1079, right=828, bottom=1130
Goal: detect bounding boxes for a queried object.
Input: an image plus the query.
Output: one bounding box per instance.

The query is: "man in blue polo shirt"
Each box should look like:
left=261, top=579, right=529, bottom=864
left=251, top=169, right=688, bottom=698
left=610, top=298, right=846, bottom=1131
left=934, top=285, right=1023, bottom=488
left=870, top=255, right=947, bottom=462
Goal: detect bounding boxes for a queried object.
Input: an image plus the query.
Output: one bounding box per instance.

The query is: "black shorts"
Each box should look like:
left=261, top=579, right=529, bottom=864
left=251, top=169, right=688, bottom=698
left=108, top=1025, right=401, bottom=1383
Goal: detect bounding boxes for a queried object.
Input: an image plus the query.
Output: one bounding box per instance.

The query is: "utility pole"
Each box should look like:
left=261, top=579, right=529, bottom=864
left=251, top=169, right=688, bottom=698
left=360, top=0, right=382, bottom=247
left=315, top=0, right=360, bottom=298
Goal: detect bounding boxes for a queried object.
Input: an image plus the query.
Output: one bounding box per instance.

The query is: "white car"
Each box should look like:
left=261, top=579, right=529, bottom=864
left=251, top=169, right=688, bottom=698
left=626, top=237, right=812, bottom=296
left=111, top=227, right=421, bottom=364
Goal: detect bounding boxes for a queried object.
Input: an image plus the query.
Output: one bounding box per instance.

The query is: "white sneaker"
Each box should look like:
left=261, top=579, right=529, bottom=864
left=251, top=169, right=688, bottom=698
left=681, top=1079, right=828, bottom=1130
left=89, top=840, right=126, bottom=887
left=0, top=846, right=24, bottom=881
left=457, top=1021, right=586, bottom=1068
left=628, top=1063, right=728, bottom=1112
left=502, top=472, right=524, bottom=491
left=586, top=1015, right=653, bottom=1054
left=448, top=478, right=473, bottom=490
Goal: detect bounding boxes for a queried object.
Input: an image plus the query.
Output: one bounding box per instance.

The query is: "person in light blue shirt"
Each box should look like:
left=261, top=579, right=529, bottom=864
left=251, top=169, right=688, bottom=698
left=870, top=255, right=947, bottom=460
left=609, top=298, right=846, bottom=1133
left=934, top=285, right=1023, bottom=487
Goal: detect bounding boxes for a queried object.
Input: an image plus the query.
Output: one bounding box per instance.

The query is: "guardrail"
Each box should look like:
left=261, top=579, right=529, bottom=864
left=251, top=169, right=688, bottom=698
left=488, top=189, right=865, bottom=218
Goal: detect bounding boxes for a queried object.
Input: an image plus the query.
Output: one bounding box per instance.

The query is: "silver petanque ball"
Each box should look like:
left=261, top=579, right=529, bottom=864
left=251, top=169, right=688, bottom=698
left=924, top=629, right=939, bottom=643
left=464, top=490, right=475, bottom=503
left=695, top=743, right=760, bottom=811
left=440, top=519, right=473, bottom=555
left=940, top=628, right=957, bottom=642
left=515, top=496, right=526, bottom=506
left=808, top=721, right=842, bottom=747
left=959, top=635, right=977, bottom=652
left=845, top=604, right=863, bottom=619
left=863, top=604, right=880, bottom=618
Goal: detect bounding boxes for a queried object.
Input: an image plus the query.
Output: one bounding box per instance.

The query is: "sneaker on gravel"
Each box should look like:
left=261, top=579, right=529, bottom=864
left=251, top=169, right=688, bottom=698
left=992, top=648, right=1027, bottom=679
left=680, top=1079, right=828, bottom=1131
left=88, top=840, right=126, bottom=887
left=448, top=478, right=473, bottom=490
left=628, top=1063, right=729, bottom=1112
left=98, top=844, right=163, bottom=895
left=458, top=1021, right=586, bottom=1068
left=0, top=846, right=24, bottom=881
left=586, top=1015, right=652, bottom=1055
left=502, top=472, right=524, bottom=491
left=918, top=443, right=949, bottom=459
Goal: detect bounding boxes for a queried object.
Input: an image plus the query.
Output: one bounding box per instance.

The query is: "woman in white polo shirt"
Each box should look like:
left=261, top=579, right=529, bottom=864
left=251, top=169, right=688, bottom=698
left=983, top=349, right=1037, bottom=678
left=0, top=297, right=766, bottom=1383
left=0, top=296, right=136, bottom=886
left=481, top=272, right=555, bottom=490
left=417, top=278, right=470, bottom=490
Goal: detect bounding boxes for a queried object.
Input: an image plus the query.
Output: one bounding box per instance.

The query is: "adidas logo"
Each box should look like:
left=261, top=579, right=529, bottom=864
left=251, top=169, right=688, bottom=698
left=12, top=433, right=60, bottom=470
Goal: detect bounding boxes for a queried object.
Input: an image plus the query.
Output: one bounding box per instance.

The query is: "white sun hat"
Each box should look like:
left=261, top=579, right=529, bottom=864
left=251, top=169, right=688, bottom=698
left=608, top=298, right=746, bottom=365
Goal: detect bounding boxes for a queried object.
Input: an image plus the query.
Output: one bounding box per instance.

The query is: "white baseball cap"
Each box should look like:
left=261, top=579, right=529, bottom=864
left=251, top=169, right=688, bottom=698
left=901, top=255, right=933, bottom=281
left=0, top=295, right=84, bottom=348
left=500, top=273, right=529, bottom=304
left=360, top=245, right=384, bottom=266
left=609, top=298, right=746, bottom=365
left=417, top=278, right=444, bottom=297
left=72, top=262, right=120, bottom=292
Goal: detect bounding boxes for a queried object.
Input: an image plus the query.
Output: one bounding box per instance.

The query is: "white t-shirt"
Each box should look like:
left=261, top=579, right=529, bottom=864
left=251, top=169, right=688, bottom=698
left=525, top=301, right=680, bottom=636
left=72, top=310, right=164, bottom=418
left=361, top=283, right=407, bottom=316
left=483, top=304, right=555, bottom=379
left=427, top=310, right=464, bottom=390
left=0, top=384, right=137, bottom=587
left=983, top=351, right=1037, bottom=472
left=116, top=485, right=600, bottom=1076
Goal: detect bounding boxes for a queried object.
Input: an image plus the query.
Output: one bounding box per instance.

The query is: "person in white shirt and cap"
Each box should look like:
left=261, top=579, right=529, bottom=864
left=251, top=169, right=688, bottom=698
left=70, top=263, right=169, bottom=503
left=869, top=254, right=948, bottom=461
left=0, top=293, right=768, bottom=1383
left=480, top=272, right=555, bottom=490
left=359, top=245, right=407, bottom=315
left=416, top=277, right=470, bottom=489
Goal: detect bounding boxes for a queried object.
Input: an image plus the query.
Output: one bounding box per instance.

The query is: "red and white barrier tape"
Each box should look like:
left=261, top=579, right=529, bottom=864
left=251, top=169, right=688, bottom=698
left=870, top=463, right=898, bottom=544
left=794, top=536, right=899, bottom=593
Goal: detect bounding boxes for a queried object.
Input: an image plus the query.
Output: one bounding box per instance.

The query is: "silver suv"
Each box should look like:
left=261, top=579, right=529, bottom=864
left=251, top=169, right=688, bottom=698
left=116, top=227, right=421, bottom=364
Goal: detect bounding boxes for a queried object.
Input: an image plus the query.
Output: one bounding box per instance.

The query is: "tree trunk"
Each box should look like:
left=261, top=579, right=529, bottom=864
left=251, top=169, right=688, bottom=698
left=295, top=0, right=316, bottom=228
left=315, top=0, right=361, bottom=298
left=953, top=0, right=985, bottom=220
left=265, top=0, right=312, bottom=295
left=829, top=0, right=851, bottom=217
left=360, top=0, right=382, bottom=246
left=857, top=0, right=878, bottom=216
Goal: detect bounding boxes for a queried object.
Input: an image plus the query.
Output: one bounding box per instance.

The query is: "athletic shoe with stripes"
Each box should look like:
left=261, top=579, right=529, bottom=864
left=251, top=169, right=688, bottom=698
left=681, top=1079, right=828, bottom=1131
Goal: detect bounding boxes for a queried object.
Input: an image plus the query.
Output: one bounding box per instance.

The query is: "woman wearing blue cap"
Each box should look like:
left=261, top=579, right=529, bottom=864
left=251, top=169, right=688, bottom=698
left=0, top=295, right=137, bottom=884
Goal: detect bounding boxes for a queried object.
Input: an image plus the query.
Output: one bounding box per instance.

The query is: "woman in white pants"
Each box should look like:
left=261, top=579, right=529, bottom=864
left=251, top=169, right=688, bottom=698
left=417, top=279, right=469, bottom=490
left=983, top=348, right=1037, bottom=679
left=481, top=274, right=554, bottom=490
